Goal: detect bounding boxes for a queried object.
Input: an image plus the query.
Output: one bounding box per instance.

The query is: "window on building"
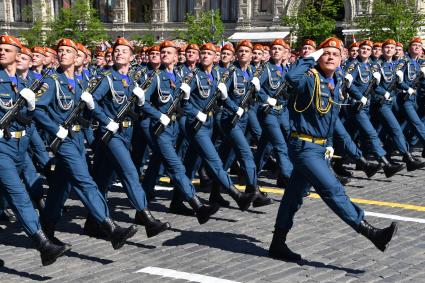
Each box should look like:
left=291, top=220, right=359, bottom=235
left=128, top=0, right=152, bottom=22
left=168, top=0, right=195, bottom=22
left=260, top=0, right=272, bottom=12
left=93, top=0, right=114, bottom=23
left=210, top=0, right=237, bottom=22
left=13, top=0, right=32, bottom=22
left=53, top=0, right=77, bottom=16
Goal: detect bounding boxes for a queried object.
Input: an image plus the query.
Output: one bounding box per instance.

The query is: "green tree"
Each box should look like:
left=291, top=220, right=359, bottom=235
left=283, top=0, right=343, bottom=48
left=47, top=0, right=107, bottom=46
left=19, top=4, right=46, bottom=46
left=131, top=33, right=156, bottom=46
left=355, top=0, right=423, bottom=45
left=178, top=10, right=225, bottom=44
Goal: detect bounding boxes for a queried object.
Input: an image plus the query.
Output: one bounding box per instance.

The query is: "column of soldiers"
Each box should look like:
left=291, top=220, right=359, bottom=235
left=5, top=32, right=425, bottom=266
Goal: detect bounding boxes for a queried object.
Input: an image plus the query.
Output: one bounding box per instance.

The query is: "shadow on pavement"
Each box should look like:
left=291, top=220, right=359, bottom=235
left=0, top=261, right=52, bottom=281
left=298, top=259, right=365, bottom=274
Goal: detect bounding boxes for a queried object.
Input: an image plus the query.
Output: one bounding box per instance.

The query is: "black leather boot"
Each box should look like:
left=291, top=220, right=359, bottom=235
left=209, top=180, right=230, bottom=207
left=356, top=156, right=382, bottom=178
left=422, top=147, right=425, bottom=158
left=268, top=228, right=302, bottom=262
left=228, top=185, right=255, bottom=211
left=41, top=221, right=72, bottom=249
left=32, top=230, right=70, bottom=266
left=134, top=209, right=170, bottom=238
left=403, top=152, right=425, bottom=171
left=379, top=156, right=404, bottom=178
left=276, top=173, right=289, bottom=188
left=188, top=195, right=219, bottom=225
left=100, top=218, right=138, bottom=250
left=199, top=166, right=213, bottom=190
left=332, top=160, right=353, bottom=177
left=358, top=219, right=398, bottom=252
left=83, top=214, right=106, bottom=238
left=169, top=189, right=194, bottom=216
left=336, top=174, right=350, bottom=185
left=245, top=184, right=272, bottom=208
left=0, top=209, right=15, bottom=223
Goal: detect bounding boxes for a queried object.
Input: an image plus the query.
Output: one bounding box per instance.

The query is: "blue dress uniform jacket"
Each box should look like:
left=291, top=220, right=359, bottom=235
left=34, top=68, right=110, bottom=225
left=274, top=57, right=364, bottom=232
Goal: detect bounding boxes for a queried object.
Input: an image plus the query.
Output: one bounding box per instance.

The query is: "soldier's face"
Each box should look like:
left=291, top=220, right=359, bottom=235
left=383, top=45, right=395, bottom=58
left=263, top=49, right=270, bottom=61
left=0, top=44, right=19, bottom=66
left=301, top=45, right=315, bottom=57
left=45, top=53, right=53, bottom=66
left=252, top=50, right=263, bottom=63
left=95, top=56, right=105, bottom=66
left=349, top=47, right=358, bottom=58
left=395, top=47, right=404, bottom=57
left=149, top=51, right=161, bottom=64
left=200, top=50, right=215, bottom=67
left=75, top=50, right=85, bottom=68
left=236, top=46, right=252, bottom=64
left=221, top=50, right=234, bottom=64
left=185, top=49, right=199, bottom=63
left=160, top=47, right=177, bottom=65
left=32, top=52, right=45, bottom=67
left=16, top=53, right=32, bottom=71
left=359, top=45, right=372, bottom=60
left=270, top=45, right=285, bottom=61
left=135, top=55, right=143, bottom=64
left=178, top=52, right=186, bottom=63
left=318, top=47, right=342, bottom=73
left=113, top=45, right=134, bottom=66
left=58, top=46, right=76, bottom=67
left=409, top=42, right=422, bottom=57
left=372, top=47, right=382, bottom=58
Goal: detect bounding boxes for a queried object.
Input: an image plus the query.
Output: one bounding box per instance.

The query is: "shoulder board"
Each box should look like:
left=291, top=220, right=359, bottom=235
left=49, top=74, right=58, bottom=80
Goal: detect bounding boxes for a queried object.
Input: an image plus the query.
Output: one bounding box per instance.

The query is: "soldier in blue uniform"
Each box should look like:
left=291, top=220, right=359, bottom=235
left=254, top=38, right=293, bottom=187
left=0, top=35, right=68, bottom=265
left=34, top=38, right=138, bottom=250
left=268, top=37, right=398, bottom=262
left=343, top=40, right=404, bottom=177
left=90, top=37, right=170, bottom=238
left=141, top=40, right=219, bottom=224
left=371, top=39, right=424, bottom=171
left=182, top=42, right=255, bottom=211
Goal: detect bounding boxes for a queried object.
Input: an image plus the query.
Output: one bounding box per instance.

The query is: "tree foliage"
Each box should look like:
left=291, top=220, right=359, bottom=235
left=355, top=0, right=423, bottom=45
left=20, top=19, right=45, bottom=46
left=131, top=33, right=156, bottom=46
left=178, top=10, right=225, bottom=44
left=46, top=0, right=107, bottom=46
left=282, top=0, right=343, bottom=48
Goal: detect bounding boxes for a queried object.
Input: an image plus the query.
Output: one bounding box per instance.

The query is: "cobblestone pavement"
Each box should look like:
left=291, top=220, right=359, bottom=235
left=1, top=155, right=425, bottom=282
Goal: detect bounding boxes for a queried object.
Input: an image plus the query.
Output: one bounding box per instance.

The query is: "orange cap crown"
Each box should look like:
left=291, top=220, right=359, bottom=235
left=57, top=38, right=78, bottom=51
left=0, top=35, right=23, bottom=49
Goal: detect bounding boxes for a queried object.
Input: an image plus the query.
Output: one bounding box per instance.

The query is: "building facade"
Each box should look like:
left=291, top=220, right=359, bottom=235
left=1, top=0, right=425, bottom=42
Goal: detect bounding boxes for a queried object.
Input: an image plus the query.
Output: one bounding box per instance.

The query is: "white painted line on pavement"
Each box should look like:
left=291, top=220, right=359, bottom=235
left=136, top=266, right=241, bottom=283
left=365, top=211, right=425, bottom=224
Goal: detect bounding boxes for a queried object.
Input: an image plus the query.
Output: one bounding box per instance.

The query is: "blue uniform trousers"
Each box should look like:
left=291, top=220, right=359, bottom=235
left=41, top=134, right=109, bottom=224
left=29, top=125, right=50, bottom=168
left=142, top=121, right=195, bottom=200
left=275, top=138, right=364, bottom=231
left=334, top=117, right=363, bottom=159
left=93, top=128, right=147, bottom=211
left=184, top=117, right=234, bottom=190
left=254, top=109, right=293, bottom=178
left=396, top=95, right=425, bottom=143
left=246, top=103, right=263, bottom=143
left=0, top=134, right=41, bottom=236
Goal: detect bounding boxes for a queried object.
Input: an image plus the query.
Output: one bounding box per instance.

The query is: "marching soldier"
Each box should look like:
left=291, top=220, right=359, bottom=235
left=269, top=37, right=398, bottom=262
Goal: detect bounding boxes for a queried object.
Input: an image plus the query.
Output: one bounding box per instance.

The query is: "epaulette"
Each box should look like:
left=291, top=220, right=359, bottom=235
left=307, top=68, right=316, bottom=77
left=49, top=73, right=58, bottom=80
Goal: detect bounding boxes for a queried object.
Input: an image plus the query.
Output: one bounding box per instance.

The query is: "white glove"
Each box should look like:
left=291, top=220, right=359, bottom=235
left=308, top=48, right=324, bottom=61
left=81, top=91, right=95, bottom=110
left=396, top=70, right=404, bottom=82
left=372, top=72, right=381, bottom=84
left=344, top=73, right=353, bottom=88
left=180, top=83, right=191, bottom=100
left=251, top=77, right=261, bottom=92
left=56, top=125, right=68, bottom=140
left=325, top=146, right=334, bottom=160
left=20, top=88, right=36, bottom=111
left=384, top=92, right=391, bottom=100
left=0, top=129, right=3, bottom=139
left=106, top=120, right=119, bottom=133
left=407, top=87, right=416, bottom=96
left=421, top=67, right=425, bottom=77
left=360, top=96, right=368, bottom=106
left=159, top=114, right=170, bottom=126
left=196, top=111, right=207, bottom=123
left=217, top=82, right=228, bottom=100
left=267, top=97, right=277, bottom=106
left=132, top=86, right=145, bottom=106
left=236, top=107, right=244, bottom=118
